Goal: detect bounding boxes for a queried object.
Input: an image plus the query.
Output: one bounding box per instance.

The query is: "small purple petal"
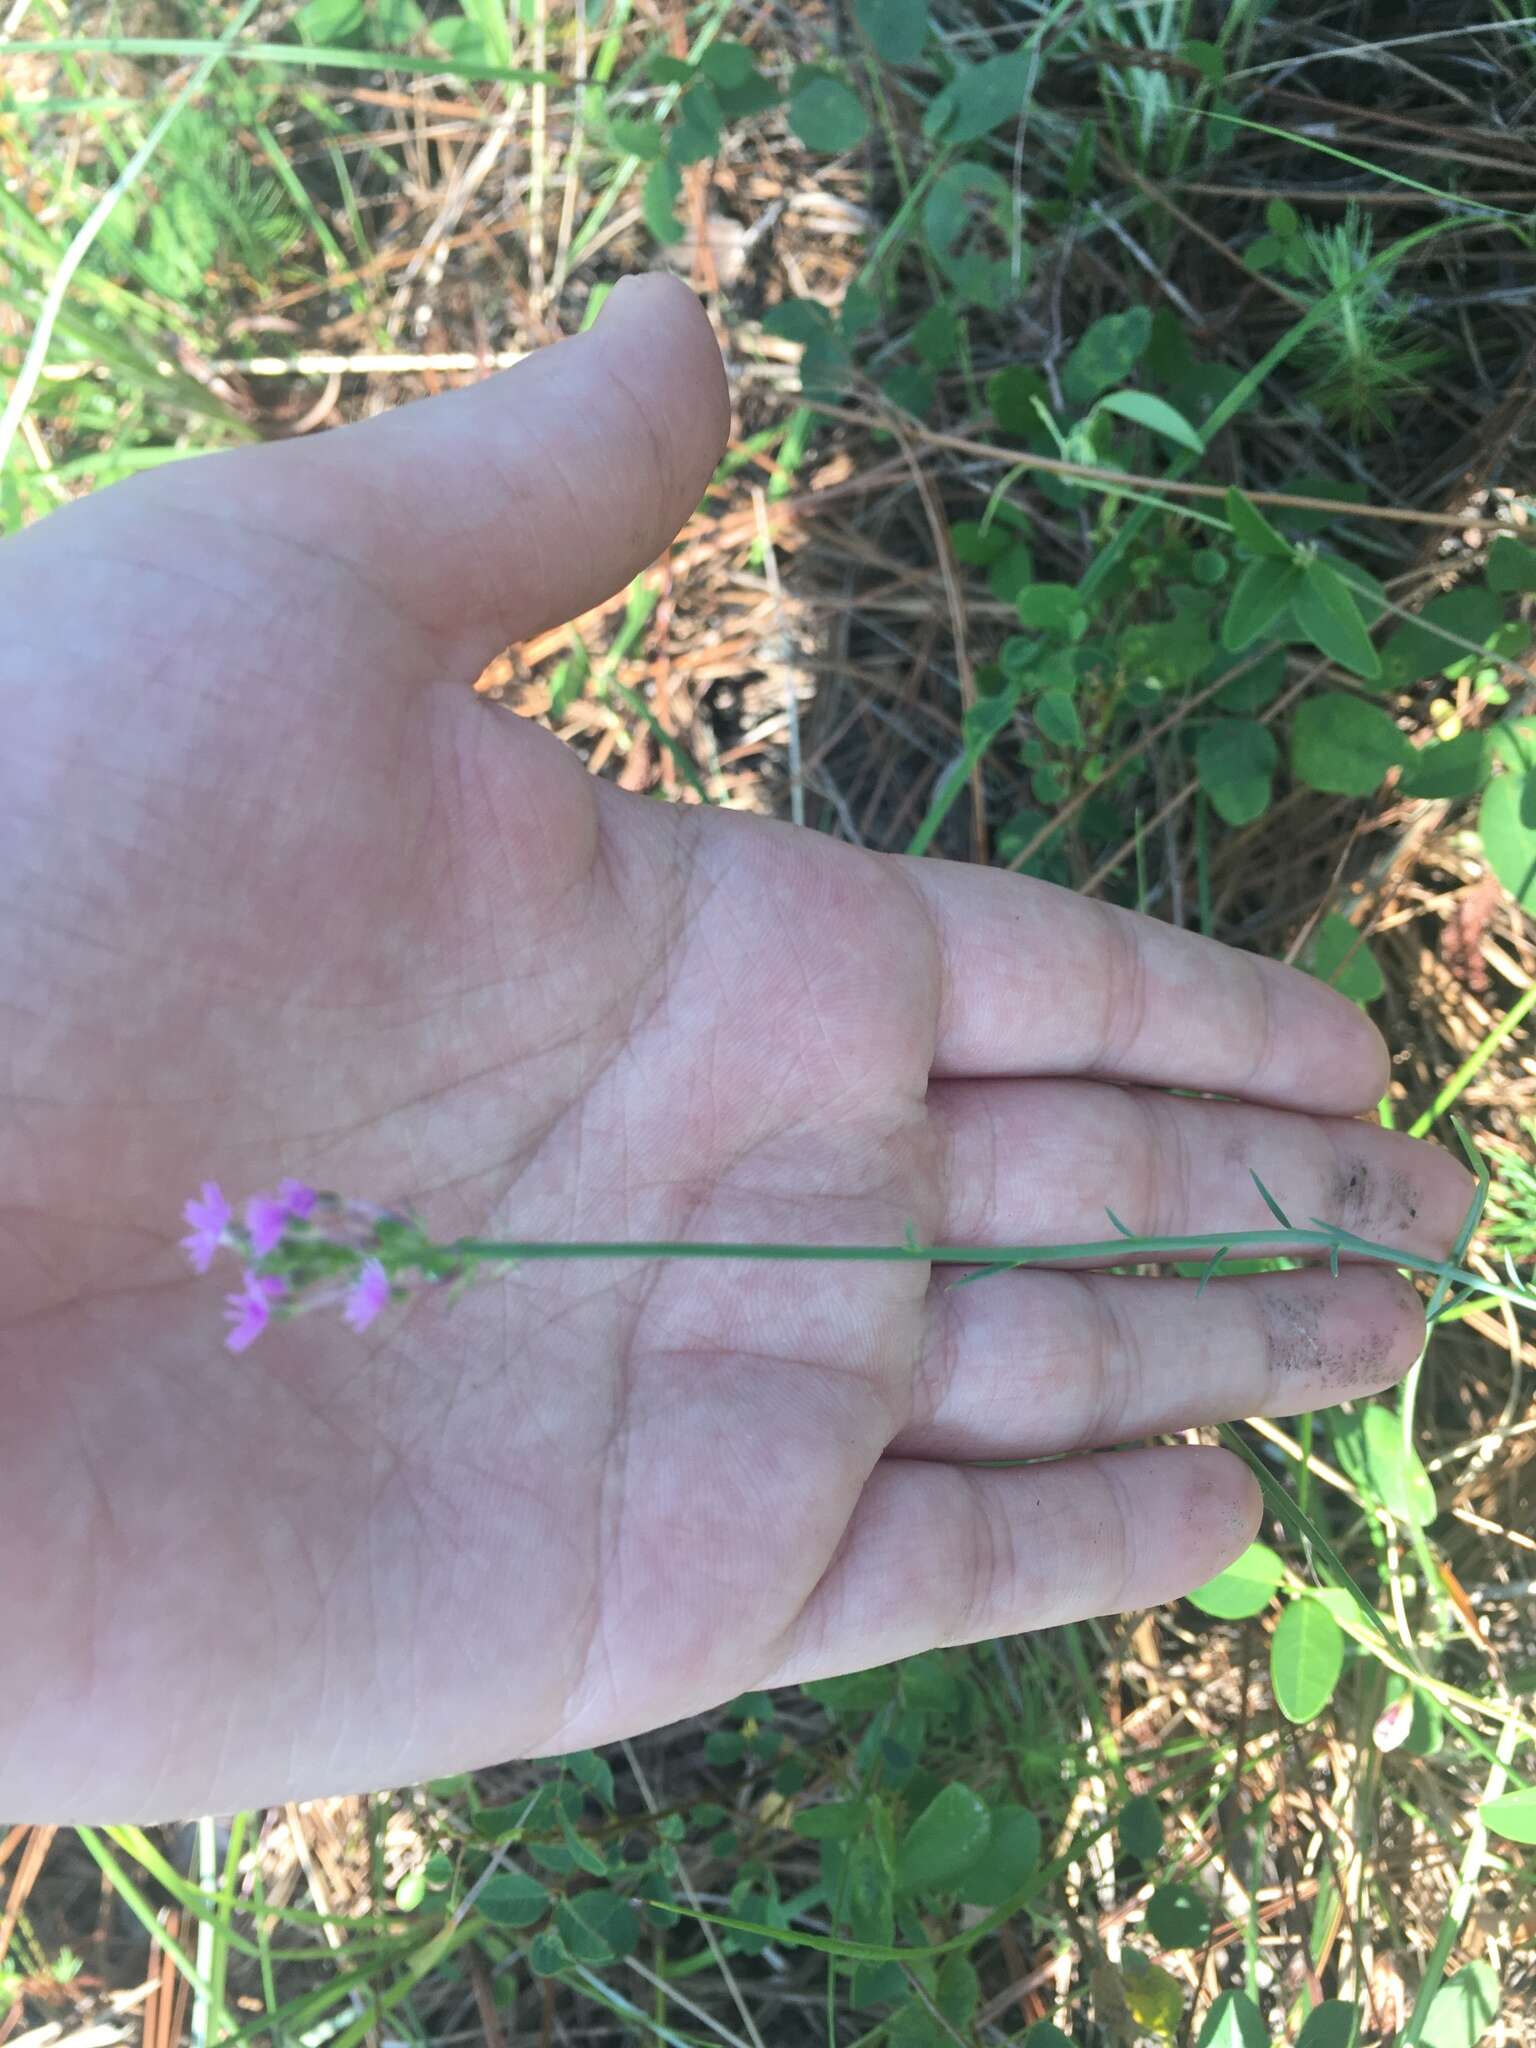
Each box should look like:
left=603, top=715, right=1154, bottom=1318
left=342, top=1257, right=391, bottom=1334
left=277, top=1178, right=318, bottom=1220
left=245, top=1194, right=290, bottom=1258
left=224, top=1270, right=285, bottom=1354
left=181, top=1181, right=231, bottom=1274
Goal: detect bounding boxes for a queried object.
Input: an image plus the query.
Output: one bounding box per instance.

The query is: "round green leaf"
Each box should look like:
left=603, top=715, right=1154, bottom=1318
left=1197, top=1990, right=1266, bottom=2048
left=957, top=1804, right=1041, bottom=1905
left=1062, top=307, right=1152, bottom=408
left=1479, top=761, right=1536, bottom=909
left=1187, top=1540, right=1283, bottom=1619
left=557, top=1889, right=639, bottom=1964
left=1296, top=2003, right=1360, bottom=2048
left=1400, top=731, right=1489, bottom=800
left=788, top=69, right=869, bottom=152
left=1270, top=1596, right=1345, bottom=1723
left=1291, top=693, right=1410, bottom=796
left=1362, top=1401, right=1436, bottom=1529
left=1302, top=912, right=1383, bottom=1005
left=1420, top=1964, right=1499, bottom=2048
left=854, top=0, right=928, bottom=64
left=895, top=1782, right=991, bottom=1893
left=1145, top=1880, right=1212, bottom=1950
left=1479, top=1787, right=1536, bottom=1845
left=478, top=1868, right=551, bottom=1929
left=1119, top=1792, right=1162, bottom=1864
left=1196, top=718, right=1277, bottom=827
left=922, top=51, right=1031, bottom=144
left=1488, top=534, right=1536, bottom=594
left=936, top=1953, right=980, bottom=2026
left=1015, top=583, right=1085, bottom=636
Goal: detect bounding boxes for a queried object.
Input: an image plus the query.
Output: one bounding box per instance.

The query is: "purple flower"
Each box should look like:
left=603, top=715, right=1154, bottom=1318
left=246, top=1179, right=319, bottom=1256
left=342, top=1257, right=390, bottom=1334
left=181, top=1182, right=232, bottom=1274
left=224, top=1270, right=286, bottom=1354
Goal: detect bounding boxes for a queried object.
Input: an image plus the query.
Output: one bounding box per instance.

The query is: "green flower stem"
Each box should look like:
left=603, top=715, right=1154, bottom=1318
left=442, top=1225, right=1536, bottom=1318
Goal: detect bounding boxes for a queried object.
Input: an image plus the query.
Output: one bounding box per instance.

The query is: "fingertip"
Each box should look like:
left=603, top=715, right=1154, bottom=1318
left=1148, top=1445, right=1263, bottom=1605
left=590, top=270, right=731, bottom=477
left=1284, top=960, right=1391, bottom=1113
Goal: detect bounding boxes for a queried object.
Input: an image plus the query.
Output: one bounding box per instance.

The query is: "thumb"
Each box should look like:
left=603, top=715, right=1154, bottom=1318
left=191, top=273, right=730, bottom=663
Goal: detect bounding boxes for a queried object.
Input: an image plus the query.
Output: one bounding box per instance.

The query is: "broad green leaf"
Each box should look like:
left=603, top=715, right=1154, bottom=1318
left=1270, top=1595, right=1345, bottom=1722
left=845, top=1836, right=894, bottom=1946
left=1216, top=646, right=1287, bottom=713
left=1488, top=534, right=1536, bottom=594
left=1145, top=1880, right=1212, bottom=1950
left=696, top=38, right=754, bottom=87
left=1379, top=587, right=1505, bottom=688
left=952, top=520, right=1009, bottom=567
left=1291, top=693, right=1410, bottom=796
left=1062, top=306, right=1152, bottom=408
left=1096, top=389, right=1204, bottom=453
left=1196, top=718, right=1277, bottom=827
left=1362, top=1401, right=1436, bottom=1528
left=1400, top=731, right=1489, bottom=800
left=922, top=51, right=1030, bottom=144
left=1118, top=1793, right=1162, bottom=1863
left=1224, top=486, right=1292, bottom=559
left=668, top=79, right=722, bottom=165
left=715, top=66, right=781, bottom=119
left=1036, top=689, right=1083, bottom=748
left=478, top=1868, right=551, bottom=1929
left=556, top=1889, right=639, bottom=1964
left=792, top=1800, right=868, bottom=1839
left=957, top=1804, right=1041, bottom=1904
left=936, top=1953, right=980, bottom=2025
left=1479, top=760, right=1536, bottom=910
left=788, top=67, right=869, bottom=152
left=922, top=163, right=1023, bottom=308
left=1187, top=1540, right=1283, bottom=1619
left=1023, top=2027, right=1076, bottom=2048
left=987, top=363, right=1051, bottom=432
left=1180, top=37, right=1222, bottom=83
left=1222, top=555, right=1302, bottom=650
left=1297, top=2003, right=1360, bottom=2048
left=1419, top=1964, right=1499, bottom=2048
left=608, top=115, right=664, bottom=159
left=642, top=158, right=683, bottom=242
left=296, top=0, right=364, bottom=38
left=1197, top=1990, right=1266, bottom=2048
left=1294, top=559, right=1381, bottom=679
left=895, top=1782, right=991, bottom=1892
left=1479, top=1787, right=1536, bottom=1844
left=1015, top=583, right=1085, bottom=635
left=430, top=10, right=489, bottom=64
left=762, top=299, right=833, bottom=344
left=527, top=1928, right=569, bottom=1976
left=1302, top=912, right=1383, bottom=1004
left=854, top=0, right=928, bottom=64
left=563, top=1748, right=615, bottom=1808
left=912, top=303, right=960, bottom=369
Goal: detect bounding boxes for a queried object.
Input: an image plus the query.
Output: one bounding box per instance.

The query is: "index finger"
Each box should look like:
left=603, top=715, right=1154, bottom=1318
left=901, top=858, right=1389, bottom=1113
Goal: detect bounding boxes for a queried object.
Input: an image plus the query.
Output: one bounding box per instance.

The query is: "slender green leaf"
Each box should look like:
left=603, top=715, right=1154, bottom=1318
left=1294, top=558, right=1381, bottom=680
left=1224, top=487, right=1292, bottom=559
left=1222, top=556, right=1301, bottom=650
left=1096, top=389, right=1204, bottom=453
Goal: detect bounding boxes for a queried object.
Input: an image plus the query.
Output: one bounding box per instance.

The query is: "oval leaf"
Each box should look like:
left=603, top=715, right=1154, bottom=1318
left=854, top=0, right=928, bottom=64
left=1197, top=718, right=1278, bottom=827
left=1296, top=2002, right=1360, bottom=2048
left=1362, top=1401, right=1436, bottom=1529
left=1270, top=1596, right=1345, bottom=1723
left=1063, top=307, right=1152, bottom=408
left=1225, top=487, right=1292, bottom=560
left=1291, top=693, right=1410, bottom=796
left=1096, top=389, right=1204, bottom=453
left=1294, top=559, right=1381, bottom=681
left=957, top=1804, right=1040, bottom=1905
left=1479, top=762, right=1536, bottom=910
left=1420, top=1963, right=1499, bottom=2048
left=1187, top=1540, right=1283, bottom=1620
left=896, top=1782, right=991, bottom=1893
left=1302, top=912, right=1383, bottom=1005
left=1479, top=1787, right=1536, bottom=1845
left=788, top=69, right=869, bottom=152
left=1222, top=556, right=1301, bottom=652
left=1145, top=1880, right=1212, bottom=1950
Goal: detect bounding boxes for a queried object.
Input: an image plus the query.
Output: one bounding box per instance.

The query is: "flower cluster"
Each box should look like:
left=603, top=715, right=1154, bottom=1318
left=180, top=1178, right=405, bottom=1352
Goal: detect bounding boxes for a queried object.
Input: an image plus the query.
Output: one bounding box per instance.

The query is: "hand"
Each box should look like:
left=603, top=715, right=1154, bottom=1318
left=0, top=275, right=1470, bottom=1821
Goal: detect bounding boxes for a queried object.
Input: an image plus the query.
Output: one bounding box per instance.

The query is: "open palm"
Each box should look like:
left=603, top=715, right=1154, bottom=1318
left=1, top=277, right=1469, bottom=1821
